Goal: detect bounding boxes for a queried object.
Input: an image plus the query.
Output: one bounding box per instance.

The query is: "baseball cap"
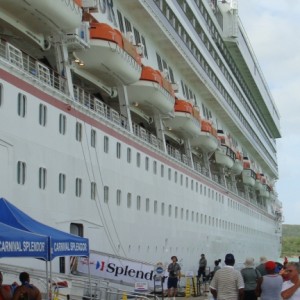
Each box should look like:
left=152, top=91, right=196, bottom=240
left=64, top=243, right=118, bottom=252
left=265, top=261, right=276, bottom=270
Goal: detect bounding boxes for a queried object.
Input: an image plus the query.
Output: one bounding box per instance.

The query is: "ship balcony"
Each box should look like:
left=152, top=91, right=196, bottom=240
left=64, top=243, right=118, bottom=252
left=126, top=65, right=175, bottom=115
left=0, top=0, right=82, bottom=34
left=242, top=168, right=256, bottom=187
left=164, top=99, right=201, bottom=138
left=231, top=151, right=243, bottom=175
left=190, top=119, right=218, bottom=152
left=260, top=184, right=271, bottom=199
left=75, top=22, right=142, bottom=87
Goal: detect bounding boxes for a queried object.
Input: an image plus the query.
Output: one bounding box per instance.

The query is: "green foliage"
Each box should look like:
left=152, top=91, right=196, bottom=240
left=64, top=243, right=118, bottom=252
left=282, top=225, right=300, bottom=257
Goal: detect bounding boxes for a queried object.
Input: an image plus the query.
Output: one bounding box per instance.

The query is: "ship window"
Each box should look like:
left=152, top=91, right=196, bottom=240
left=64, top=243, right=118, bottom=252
left=127, top=193, right=132, bottom=208
left=127, top=147, right=131, bottom=163
left=154, top=200, right=158, bottom=214
left=39, top=167, right=47, bottom=190
left=181, top=208, right=184, bottom=219
left=191, top=180, right=194, bottom=190
left=196, top=182, right=198, bottom=192
left=133, top=27, right=141, bottom=44
left=185, top=177, right=188, bottom=188
left=146, top=198, right=150, bottom=212
left=59, top=173, right=66, bottom=194
left=196, top=212, right=199, bottom=223
left=59, top=114, right=66, bottom=135
left=76, top=122, right=82, bottom=142
left=200, top=214, right=203, bottom=224
left=204, top=186, right=206, bottom=196
left=168, top=205, right=172, bottom=217
left=200, top=184, right=202, bottom=194
left=156, top=53, right=163, bottom=71
left=175, top=206, right=178, bottom=218
left=174, top=171, right=178, bottom=183
left=124, top=17, right=132, bottom=33
left=91, top=182, right=97, bottom=200
left=168, top=67, right=174, bottom=83
left=117, top=10, right=124, bottom=33
left=204, top=215, right=207, bottom=224
left=17, top=93, right=26, bottom=117
left=39, top=104, right=47, bottom=126
left=136, top=152, right=141, bottom=167
left=168, top=168, right=171, bottom=180
left=192, top=211, right=194, bottom=222
left=59, top=257, right=65, bottom=274
left=161, top=203, right=165, bottom=216
left=104, top=136, right=109, bottom=153
left=17, top=161, right=26, bottom=185
left=208, top=188, right=211, bottom=198
left=153, top=161, right=157, bottom=174
left=104, top=186, right=109, bottom=203
left=75, top=178, right=82, bottom=197
left=141, top=36, right=148, bottom=58
left=116, top=142, right=121, bottom=159
left=161, top=164, right=164, bottom=177
left=145, top=157, right=149, bottom=171
left=91, top=129, right=96, bottom=148
left=116, top=189, right=121, bottom=206
left=137, top=195, right=141, bottom=210
left=186, top=210, right=189, bottom=221
left=0, top=83, right=2, bottom=106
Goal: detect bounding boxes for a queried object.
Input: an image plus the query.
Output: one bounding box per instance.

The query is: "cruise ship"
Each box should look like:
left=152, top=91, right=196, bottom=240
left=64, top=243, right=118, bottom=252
left=0, top=0, right=283, bottom=284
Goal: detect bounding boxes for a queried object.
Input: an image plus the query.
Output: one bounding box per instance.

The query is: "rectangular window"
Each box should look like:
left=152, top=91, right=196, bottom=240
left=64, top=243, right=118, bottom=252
left=39, top=167, right=47, bottom=190
left=59, top=173, right=66, bottom=194
left=127, top=147, right=131, bottom=163
left=116, top=142, right=121, bottom=159
left=161, top=203, right=165, bottom=216
left=174, top=171, right=178, bottom=183
left=59, top=114, right=66, bottom=135
left=154, top=200, right=158, bottom=214
left=136, top=152, right=141, bottom=167
left=17, top=161, right=26, bottom=185
left=180, top=208, right=184, bottom=219
left=168, top=168, right=171, bottom=180
left=141, top=36, right=148, bottom=58
left=145, top=157, right=149, bottom=171
left=161, top=164, right=164, bottom=177
left=146, top=198, right=150, bottom=212
left=39, top=104, right=47, bottom=126
left=127, top=193, right=132, bottom=208
left=76, top=122, right=82, bottom=142
left=17, top=93, right=26, bottom=117
left=91, top=182, right=97, bottom=200
left=116, top=189, right=121, bottom=206
left=153, top=161, right=157, bottom=174
left=91, top=129, right=96, bottom=148
left=137, top=195, right=141, bottom=210
left=175, top=206, right=178, bottom=218
left=75, top=178, right=82, bottom=197
left=104, top=186, right=109, bottom=203
left=124, top=17, right=132, bottom=33
left=168, top=205, right=172, bottom=217
left=117, top=10, right=124, bottom=33
left=104, top=136, right=109, bottom=153
left=156, top=53, right=163, bottom=71
left=180, top=174, right=183, bottom=186
left=133, top=27, right=141, bottom=44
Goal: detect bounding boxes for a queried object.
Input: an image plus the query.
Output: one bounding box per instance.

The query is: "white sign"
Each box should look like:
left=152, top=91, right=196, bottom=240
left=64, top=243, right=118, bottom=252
left=78, top=253, right=156, bottom=287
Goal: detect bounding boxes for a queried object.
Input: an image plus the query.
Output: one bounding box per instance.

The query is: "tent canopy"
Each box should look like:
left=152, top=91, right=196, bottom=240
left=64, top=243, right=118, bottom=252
left=0, top=198, right=89, bottom=260
left=0, top=222, right=48, bottom=259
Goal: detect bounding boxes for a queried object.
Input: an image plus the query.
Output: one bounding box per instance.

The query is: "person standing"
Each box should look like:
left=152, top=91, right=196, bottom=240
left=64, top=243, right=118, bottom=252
left=167, top=256, right=181, bottom=300
left=210, top=253, right=244, bottom=300
left=256, top=256, right=267, bottom=276
left=12, top=272, right=41, bottom=300
left=241, top=257, right=261, bottom=300
left=198, top=254, right=207, bottom=282
left=256, top=261, right=283, bottom=300
left=0, top=272, right=12, bottom=300
left=281, top=262, right=300, bottom=300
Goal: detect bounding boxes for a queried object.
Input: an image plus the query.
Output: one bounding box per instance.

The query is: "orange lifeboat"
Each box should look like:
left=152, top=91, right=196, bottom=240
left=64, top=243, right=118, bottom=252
left=75, top=22, right=142, bottom=87
left=231, top=150, right=243, bottom=175
left=214, top=130, right=236, bottom=168
left=191, top=119, right=218, bottom=152
left=242, top=157, right=256, bottom=186
left=126, top=65, right=175, bottom=114
left=163, top=99, right=201, bottom=138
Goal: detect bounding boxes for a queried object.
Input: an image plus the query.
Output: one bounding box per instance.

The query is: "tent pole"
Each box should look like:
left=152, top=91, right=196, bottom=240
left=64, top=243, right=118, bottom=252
left=46, top=260, right=49, bottom=300
left=50, top=260, right=53, bottom=300
left=88, top=256, right=92, bottom=300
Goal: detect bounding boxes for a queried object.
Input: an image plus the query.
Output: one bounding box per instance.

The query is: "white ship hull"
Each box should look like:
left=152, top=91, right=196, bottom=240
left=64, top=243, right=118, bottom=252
left=0, top=0, right=282, bottom=280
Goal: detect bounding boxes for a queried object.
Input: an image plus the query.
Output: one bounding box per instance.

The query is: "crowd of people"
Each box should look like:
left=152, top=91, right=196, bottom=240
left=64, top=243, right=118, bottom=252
left=0, top=271, right=41, bottom=300
left=166, top=254, right=300, bottom=300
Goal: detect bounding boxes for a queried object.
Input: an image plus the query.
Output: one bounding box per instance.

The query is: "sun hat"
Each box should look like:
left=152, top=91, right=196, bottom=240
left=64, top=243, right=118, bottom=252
left=244, top=257, right=255, bottom=267
left=260, top=256, right=267, bottom=263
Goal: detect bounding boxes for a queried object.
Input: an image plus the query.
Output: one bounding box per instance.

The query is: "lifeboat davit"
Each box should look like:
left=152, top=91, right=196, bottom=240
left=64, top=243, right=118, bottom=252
left=214, top=131, right=235, bottom=168
left=0, top=0, right=82, bottom=34
left=164, top=99, right=201, bottom=138
left=126, top=66, right=175, bottom=114
left=191, top=119, right=218, bottom=152
left=75, top=22, right=142, bottom=87
left=242, top=157, right=256, bottom=186
left=231, top=151, right=243, bottom=175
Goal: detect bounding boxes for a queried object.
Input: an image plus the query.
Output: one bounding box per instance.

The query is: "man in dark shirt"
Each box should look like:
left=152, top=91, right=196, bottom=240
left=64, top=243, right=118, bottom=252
left=167, top=256, right=181, bottom=299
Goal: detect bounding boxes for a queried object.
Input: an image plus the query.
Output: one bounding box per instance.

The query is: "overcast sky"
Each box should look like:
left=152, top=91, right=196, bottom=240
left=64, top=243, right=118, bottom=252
left=238, top=1, right=300, bottom=224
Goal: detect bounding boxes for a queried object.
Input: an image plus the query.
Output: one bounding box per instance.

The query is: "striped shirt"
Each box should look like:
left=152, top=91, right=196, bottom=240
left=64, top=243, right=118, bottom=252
left=210, top=265, right=244, bottom=300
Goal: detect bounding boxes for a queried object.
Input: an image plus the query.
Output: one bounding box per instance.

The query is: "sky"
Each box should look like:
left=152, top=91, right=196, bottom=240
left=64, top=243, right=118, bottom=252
left=238, top=1, right=300, bottom=224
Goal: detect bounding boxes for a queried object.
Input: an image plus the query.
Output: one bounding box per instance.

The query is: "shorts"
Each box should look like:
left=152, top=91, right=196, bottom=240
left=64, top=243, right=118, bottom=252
left=168, top=277, right=178, bottom=289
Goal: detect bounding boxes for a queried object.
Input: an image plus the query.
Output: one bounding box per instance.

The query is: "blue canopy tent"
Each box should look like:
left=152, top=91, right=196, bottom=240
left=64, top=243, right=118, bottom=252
left=0, top=222, right=48, bottom=259
left=0, top=198, right=89, bottom=260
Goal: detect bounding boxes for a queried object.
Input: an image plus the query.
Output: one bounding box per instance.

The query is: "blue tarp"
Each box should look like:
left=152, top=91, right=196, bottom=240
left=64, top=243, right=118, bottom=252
left=0, top=198, right=89, bottom=260
left=0, top=222, right=48, bottom=259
